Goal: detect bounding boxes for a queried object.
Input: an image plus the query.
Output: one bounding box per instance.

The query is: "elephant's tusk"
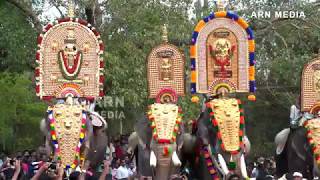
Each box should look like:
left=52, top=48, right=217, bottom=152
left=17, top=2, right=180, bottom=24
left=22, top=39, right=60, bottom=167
left=150, top=151, right=157, bottom=167
left=172, top=151, right=182, bottom=166
left=240, top=154, right=248, bottom=178
left=218, top=154, right=229, bottom=175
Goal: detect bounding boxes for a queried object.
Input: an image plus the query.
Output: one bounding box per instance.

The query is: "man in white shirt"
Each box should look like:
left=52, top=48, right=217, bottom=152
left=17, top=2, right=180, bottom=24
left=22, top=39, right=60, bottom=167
left=116, top=159, right=133, bottom=180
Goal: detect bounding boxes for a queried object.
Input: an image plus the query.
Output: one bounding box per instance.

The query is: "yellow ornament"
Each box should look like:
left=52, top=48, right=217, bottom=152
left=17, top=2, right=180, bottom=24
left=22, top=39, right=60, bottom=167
left=80, top=133, right=85, bottom=139
left=191, top=96, right=200, bottom=104
left=248, top=94, right=256, bottom=101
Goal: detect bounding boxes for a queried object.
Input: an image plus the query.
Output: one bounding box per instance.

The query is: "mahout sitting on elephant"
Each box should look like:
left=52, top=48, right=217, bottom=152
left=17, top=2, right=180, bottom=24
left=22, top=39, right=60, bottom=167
left=275, top=56, right=320, bottom=179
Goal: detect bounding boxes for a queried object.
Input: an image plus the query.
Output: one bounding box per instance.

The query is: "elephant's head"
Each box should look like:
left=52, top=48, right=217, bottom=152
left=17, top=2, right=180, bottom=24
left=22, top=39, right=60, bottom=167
left=40, top=97, right=107, bottom=172
left=197, top=97, right=250, bottom=178
left=129, top=103, right=186, bottom=180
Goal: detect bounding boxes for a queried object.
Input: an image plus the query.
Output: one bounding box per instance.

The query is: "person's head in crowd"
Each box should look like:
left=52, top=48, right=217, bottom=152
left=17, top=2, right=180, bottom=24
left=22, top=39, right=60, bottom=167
left=293, top=172, right=303, bottom=180
left=30, top=150, right=37, bottom=162
left=23, top=150, right=30, bottom=157
left=257, top=157, right=264, bottom=168
left=15, top=151, right=22, bottom=157
left=120, top=158, right=126, bottom=167
left=40, top=154, right=48, bottom=162
left=116, top=158, right=121, bottom=168
left=124, top=155, right=130, bottom=164
left=228, top=174, right=241, bottom=180
left=115, top=140, right=120, bottom=146
left=69, top=171, right=80, bottom=180
left=22, top=150, right=30, bottom=163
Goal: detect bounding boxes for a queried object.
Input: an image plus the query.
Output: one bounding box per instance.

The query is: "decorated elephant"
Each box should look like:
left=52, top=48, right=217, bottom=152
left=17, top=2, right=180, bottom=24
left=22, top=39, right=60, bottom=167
left=128, top=104, right=188, bottom=180
left=40, top=97, right=108, bottom=172
left=275, top=126, right=317, bottom=179
left=195, top=97, right=250, bottom=179
left=129, top=24, right=189, bottom=179
left=275, top=56, right=320, bottom=179
left=34, top=1, right=106, bottom=175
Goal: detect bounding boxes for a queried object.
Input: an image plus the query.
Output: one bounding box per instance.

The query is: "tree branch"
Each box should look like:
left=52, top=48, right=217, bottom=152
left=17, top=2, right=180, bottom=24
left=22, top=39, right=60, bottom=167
left=6, top=0, right=42, bottom=32
left=51, top=0, right=64, bottom=18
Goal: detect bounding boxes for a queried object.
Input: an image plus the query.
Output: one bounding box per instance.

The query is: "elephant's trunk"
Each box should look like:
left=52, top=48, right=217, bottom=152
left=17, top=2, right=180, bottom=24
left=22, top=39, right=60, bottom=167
left=154, top=163, right=171, bottom=180
left=151, top=143, right=180, bottom=180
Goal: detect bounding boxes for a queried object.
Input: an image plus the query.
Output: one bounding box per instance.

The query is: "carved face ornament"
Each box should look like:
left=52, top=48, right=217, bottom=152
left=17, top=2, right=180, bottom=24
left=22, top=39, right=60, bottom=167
left=214, top=39, right=231, bottom=58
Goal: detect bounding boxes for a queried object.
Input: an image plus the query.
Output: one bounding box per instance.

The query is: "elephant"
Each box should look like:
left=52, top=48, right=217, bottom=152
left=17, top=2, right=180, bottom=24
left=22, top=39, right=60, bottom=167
left=128, top=111, right=189, bottom=180
left=40, top=96, right=108, bottom=173
left=196, top=97, right=251, bottom=179
left=275, top=126, right=320, bottom=179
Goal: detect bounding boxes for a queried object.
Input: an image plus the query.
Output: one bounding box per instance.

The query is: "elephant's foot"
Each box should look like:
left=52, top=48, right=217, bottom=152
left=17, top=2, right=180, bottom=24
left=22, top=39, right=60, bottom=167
left=172, top=151, right=181, bottom=166
left=150, top=150, right=157, bottom=167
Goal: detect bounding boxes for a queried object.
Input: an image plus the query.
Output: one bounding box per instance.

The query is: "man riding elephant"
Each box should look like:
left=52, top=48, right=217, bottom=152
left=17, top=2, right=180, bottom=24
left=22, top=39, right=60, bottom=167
left=275, top=56, right=320, bottom=179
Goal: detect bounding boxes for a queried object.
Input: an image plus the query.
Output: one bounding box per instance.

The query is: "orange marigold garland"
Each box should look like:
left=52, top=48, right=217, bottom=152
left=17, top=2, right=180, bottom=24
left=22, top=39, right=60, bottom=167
left=304, top=120, right=320, bottom=166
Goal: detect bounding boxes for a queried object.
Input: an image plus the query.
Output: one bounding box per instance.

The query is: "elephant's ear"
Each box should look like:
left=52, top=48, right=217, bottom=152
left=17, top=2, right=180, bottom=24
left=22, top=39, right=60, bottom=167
left=135, top=116, right=152, bottom=145
left=176, top=123, right=185, bottom=148
left=196, top=108, right=213, bottom=146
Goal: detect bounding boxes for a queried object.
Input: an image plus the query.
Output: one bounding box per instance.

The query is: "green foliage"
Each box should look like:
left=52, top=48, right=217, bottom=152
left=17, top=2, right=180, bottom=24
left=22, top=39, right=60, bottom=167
left=0, top=73, right=46, bottom=152
left=101, top=0, right=196, bottom=134
left=0, top=2, right=37, bottom=73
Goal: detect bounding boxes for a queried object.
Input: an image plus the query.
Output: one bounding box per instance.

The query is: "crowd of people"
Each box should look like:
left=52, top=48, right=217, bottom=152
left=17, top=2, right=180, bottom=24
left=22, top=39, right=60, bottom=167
left=0, top=136, right=313, bottom=180
left=0, top=134, right=136, bottom=180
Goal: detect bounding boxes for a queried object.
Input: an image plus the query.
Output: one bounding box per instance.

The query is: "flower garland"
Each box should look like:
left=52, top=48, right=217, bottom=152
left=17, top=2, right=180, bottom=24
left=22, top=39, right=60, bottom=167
left=47, top=110, right=87, bottom=170
left=304, top=120, right=320, bottom=167
left=201, top=146, right=220, bottom=180
left=35, top=17, right=105, bottom=100
left=58, top=50, right=83, bottom=80
left=190, top=11, right=256, bottom=101
left=206, top=99, right=245, bottom=155
left=147, top=105, right=183, bottom=156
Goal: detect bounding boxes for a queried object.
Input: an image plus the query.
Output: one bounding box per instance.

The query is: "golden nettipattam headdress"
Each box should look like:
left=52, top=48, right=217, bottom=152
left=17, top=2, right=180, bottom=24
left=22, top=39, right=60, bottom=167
left=147, top=24, right=185, bottom=104
left=190, top=0, right=256, bottom=100
left=35, top=1, right=106, bottom=171
left=301, top=56, right=320, bottom=112
left=35, top=2, right=104, bottom=100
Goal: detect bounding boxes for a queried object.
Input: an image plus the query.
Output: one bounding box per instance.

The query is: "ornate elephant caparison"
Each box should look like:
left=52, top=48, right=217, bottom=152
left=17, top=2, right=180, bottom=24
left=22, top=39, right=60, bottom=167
left=35, top=2, right=107, bottom=175
left=128, top=25, right=189, bottom=180
left=189, top=0, right=256, bottom=179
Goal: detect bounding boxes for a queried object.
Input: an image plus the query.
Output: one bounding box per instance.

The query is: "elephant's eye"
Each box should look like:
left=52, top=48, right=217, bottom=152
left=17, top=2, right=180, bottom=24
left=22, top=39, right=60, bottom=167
left=55, top=111, right=62, bottom=117
left=74, top=112, right=81, bottom=117
left=172, top=109, right=176, bottom=113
